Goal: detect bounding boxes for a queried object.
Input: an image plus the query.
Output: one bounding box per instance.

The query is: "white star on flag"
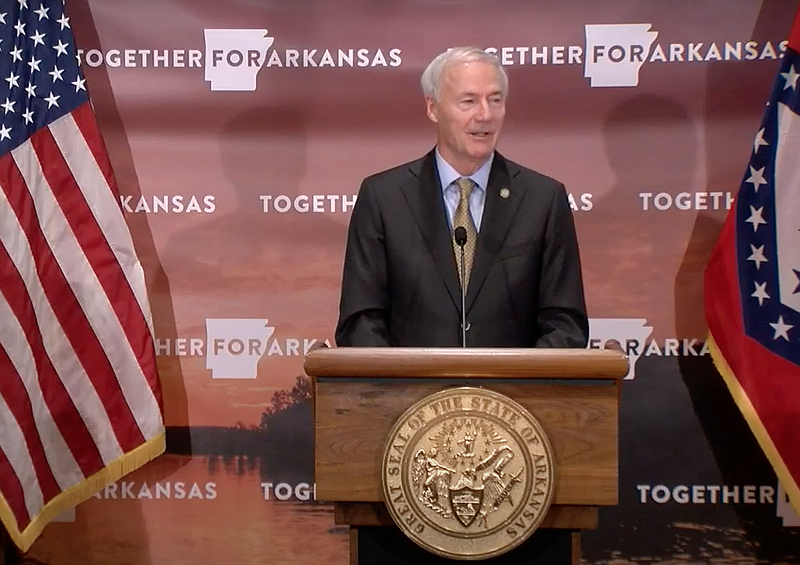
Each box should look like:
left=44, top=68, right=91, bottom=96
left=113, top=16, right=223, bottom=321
left=770, top=316, right=793, bottom=341
left=33, top=5, right=49, bottom=20
left=752, top=281, right=770, bottom=306
left=745, top=165, right=768, bottom=192
left=30, top=30, right=45, bottom=47
left=781, top=64, right=800, bottom=90
left=753, top=128, right=769, bottom=153
left=748, top=244, right=769, bottom=270
left=53, top=39, right=68, bottom=57
left=44, top=91, right=59, bottom=108
left=746, top=205, right=767, bottom=232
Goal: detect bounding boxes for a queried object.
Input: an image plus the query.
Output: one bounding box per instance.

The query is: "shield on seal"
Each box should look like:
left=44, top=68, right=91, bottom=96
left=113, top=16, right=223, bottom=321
left=449, top=486, right=485, bottom=528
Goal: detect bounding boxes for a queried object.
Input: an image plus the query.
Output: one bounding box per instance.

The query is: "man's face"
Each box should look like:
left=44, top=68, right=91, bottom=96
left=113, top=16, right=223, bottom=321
left=426, top=60, right=506, bottom=174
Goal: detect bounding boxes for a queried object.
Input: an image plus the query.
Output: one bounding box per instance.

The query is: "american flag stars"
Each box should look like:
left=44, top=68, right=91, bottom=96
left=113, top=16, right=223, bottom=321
left=0, top=0, right=84, bottom=151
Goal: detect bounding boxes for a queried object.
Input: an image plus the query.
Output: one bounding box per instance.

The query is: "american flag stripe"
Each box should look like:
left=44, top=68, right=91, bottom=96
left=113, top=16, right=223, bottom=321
left=0, top=152, right=111, bottom=477
left=70, top=103, right=123, bottom=202
left=0, top=429, right=29, bottom=527
left=11, top=136, right=153, bottom=455
left=0, top=186, right=124, bottom=471
left=0, top=294, right=79, bottom=496
left=29, top=125, right=161, bottom=444
left=52, top=106, right=156, bottom=342
left=0, top=368, right=46, bottom=517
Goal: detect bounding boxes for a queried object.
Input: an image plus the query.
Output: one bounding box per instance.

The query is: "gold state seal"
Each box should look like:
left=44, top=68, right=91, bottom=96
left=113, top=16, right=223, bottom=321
left=381, top=387, right=555, bottom=560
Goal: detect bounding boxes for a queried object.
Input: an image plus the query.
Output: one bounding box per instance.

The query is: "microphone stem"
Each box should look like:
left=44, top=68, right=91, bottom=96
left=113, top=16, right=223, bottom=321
left=460, top=245, right=467, bottom=348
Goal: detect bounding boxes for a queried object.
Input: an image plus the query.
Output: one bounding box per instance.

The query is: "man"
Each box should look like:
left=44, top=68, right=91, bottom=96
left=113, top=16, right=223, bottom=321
left=335, top=47, right=588, bottom=348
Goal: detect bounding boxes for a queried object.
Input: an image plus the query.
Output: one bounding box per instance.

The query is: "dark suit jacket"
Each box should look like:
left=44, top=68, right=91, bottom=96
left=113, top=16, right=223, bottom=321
left=335, top=149, right=588, bottom=348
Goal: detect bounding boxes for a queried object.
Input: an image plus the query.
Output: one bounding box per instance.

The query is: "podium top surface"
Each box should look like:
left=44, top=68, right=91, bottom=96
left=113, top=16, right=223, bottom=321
left=304, top=347, right=628, bottom=379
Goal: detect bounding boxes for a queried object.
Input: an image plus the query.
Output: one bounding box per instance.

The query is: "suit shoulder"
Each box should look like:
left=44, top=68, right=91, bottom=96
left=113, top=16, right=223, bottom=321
left=359, top=156, right=421, bottom=189
left=507, top=159, right=566, bottom=194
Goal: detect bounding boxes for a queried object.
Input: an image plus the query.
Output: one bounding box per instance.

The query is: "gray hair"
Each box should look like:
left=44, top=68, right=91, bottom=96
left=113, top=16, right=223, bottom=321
left=420, top=47, right=508, bottom=102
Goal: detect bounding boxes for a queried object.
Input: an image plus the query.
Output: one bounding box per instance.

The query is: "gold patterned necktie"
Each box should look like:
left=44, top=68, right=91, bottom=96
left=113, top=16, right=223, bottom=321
left=452, top=177, right=478, bottom=290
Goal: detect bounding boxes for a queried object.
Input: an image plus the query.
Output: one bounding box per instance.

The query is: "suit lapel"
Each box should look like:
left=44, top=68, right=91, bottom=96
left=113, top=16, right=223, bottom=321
left=465, top=153, right=522, bottom=312
left=401, top=151, right=462, bottom=311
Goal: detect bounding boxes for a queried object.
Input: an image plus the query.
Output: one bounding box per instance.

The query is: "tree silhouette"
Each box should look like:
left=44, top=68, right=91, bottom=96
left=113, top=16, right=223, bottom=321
left=260, top=375, right=312, bottom=428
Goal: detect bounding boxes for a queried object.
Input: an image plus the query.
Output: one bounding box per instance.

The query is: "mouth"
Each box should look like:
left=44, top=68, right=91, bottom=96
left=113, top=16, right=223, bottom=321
left=468, top=132, right=493, bottom=139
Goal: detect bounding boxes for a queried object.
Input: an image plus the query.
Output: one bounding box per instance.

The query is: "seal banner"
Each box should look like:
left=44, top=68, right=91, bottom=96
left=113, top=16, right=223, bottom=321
left=381, top=387, right=556, bottom=560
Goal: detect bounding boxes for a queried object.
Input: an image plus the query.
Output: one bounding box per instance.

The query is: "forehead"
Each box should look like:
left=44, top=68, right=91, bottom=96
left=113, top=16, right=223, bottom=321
left=442, top=61, right=503, bottom=93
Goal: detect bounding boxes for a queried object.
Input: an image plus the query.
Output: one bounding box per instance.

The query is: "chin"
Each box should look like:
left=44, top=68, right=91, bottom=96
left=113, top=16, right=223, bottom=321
left=468, top=148, right=494, bottom=161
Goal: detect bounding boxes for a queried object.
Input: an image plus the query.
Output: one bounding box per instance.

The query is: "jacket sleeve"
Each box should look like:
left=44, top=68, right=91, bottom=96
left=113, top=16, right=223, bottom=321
left=534, top=183, right=589, bottom=348
left=334, top=178, right=392, bottom=347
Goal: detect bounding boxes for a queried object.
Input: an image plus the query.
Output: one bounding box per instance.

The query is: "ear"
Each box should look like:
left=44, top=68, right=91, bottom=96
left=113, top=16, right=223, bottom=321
left=425, top=96, right=438, bottom=124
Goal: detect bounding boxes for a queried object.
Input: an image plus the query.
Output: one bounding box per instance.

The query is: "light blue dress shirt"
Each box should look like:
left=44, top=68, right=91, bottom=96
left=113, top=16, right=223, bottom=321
left=435, top=147, right=493, bottom=232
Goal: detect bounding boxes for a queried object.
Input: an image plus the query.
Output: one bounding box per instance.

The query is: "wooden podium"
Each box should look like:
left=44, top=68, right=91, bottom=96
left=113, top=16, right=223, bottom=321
left=305, top=347, right=628, bottom=564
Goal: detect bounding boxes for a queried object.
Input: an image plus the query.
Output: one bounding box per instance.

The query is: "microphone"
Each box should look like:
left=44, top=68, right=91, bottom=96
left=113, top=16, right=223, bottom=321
left=454, top=226, right=468, bottom=348
left=454, top=226, right=468, bottom=247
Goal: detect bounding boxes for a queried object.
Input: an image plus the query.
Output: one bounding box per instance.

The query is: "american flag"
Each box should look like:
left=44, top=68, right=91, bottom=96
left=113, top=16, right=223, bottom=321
left=704, top=5, right=800, bottom=517
left=0, top=0, right=164, bottom=551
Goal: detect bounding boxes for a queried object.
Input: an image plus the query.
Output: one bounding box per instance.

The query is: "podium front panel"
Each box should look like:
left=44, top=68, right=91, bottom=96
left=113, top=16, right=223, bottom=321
left=314, top=378, right=618, bottom=506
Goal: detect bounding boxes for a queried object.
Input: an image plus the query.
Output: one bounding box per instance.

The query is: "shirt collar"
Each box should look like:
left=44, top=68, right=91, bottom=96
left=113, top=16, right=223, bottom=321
left=435, top=147, right=493, bottom=194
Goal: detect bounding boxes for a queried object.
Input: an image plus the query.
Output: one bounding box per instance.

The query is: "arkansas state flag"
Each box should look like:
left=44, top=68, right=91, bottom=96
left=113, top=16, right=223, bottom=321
left=704, top=7, right=800, bottom=515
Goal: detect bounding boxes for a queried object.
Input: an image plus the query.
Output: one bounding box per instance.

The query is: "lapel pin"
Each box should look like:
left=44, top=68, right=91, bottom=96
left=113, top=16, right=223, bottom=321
left=500, top=188, right=510, bottom=199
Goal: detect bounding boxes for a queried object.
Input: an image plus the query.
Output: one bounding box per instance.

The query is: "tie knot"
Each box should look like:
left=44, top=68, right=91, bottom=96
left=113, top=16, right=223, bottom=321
left=456, top=177, right=475, bottom=201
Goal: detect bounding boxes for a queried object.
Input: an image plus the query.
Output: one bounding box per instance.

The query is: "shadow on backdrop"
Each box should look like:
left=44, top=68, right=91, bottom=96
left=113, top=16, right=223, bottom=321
left=162, top=105, right=347, bottom=302
left=581, top=94, right=696, bottom=338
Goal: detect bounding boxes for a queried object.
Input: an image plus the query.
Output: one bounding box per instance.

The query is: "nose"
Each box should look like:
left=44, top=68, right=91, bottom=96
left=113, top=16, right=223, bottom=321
left=474, top=98, right=491, bottom=120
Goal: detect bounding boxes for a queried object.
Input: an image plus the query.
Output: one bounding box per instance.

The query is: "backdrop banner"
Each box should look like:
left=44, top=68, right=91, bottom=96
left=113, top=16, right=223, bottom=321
left=16, top=0, right=800, bottom=563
